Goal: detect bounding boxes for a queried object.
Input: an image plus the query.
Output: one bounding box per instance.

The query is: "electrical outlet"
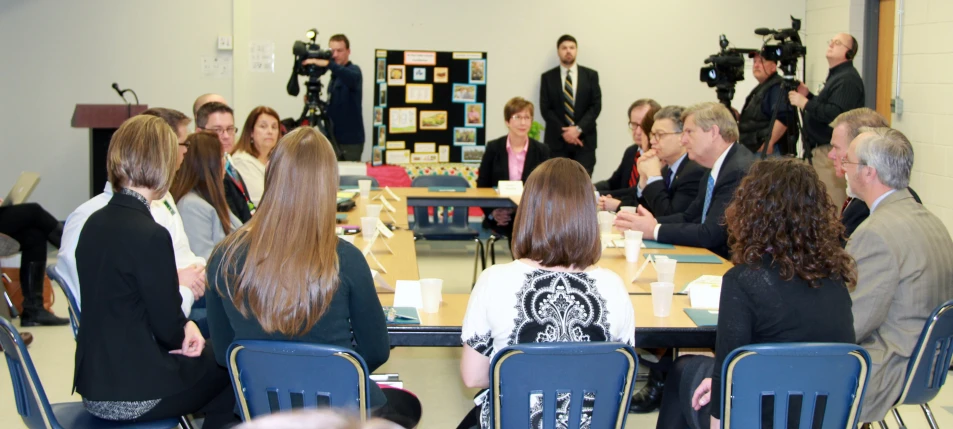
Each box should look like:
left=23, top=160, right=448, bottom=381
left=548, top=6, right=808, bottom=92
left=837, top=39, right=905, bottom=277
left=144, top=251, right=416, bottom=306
left=891, top=97, right=904, bottom=115
left=217, top=35, right=233, bottom=51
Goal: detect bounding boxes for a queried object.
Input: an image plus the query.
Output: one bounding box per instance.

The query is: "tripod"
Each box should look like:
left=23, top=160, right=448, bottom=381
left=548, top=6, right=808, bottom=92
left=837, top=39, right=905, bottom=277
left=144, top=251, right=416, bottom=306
left=715, top=84, right=736, bottom=111
left=296, top=76, right=344, bottom=160
left=757, top=69, right=804, bottom=162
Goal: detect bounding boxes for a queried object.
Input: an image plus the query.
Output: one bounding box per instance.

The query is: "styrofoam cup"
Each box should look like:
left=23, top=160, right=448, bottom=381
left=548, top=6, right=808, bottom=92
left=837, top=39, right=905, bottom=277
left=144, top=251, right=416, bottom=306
left=656, top=258, right=677, bottom=283
left=420, top=278, right=443, bottom=313
left=358, top=180, right=372, bottom=199
left=625, top=238, right=642, bottom=262
left=365, top=204, right=383, bottom=218
left=651, top=282, right=675, bottom=317
left=361, top=217, right=377, bottom=241
left=620, top=206, right=637, bottom=213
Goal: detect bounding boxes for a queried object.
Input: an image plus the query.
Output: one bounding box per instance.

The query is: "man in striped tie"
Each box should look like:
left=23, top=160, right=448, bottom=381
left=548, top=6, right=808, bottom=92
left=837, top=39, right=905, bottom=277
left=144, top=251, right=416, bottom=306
left=539, top=34, right=603, bottom=175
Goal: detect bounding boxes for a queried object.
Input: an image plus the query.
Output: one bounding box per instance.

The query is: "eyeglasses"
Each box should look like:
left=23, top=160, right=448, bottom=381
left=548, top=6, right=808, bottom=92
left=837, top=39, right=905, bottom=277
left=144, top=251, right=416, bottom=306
left=627, top=122, right=644, bottom=130
left=840, top=157, right=865, bottom=167
left=651, top=131, right=682, bottom=141
left=510, top=115, right=533, bottom=123
left=178, top=142, right=190, bottom=148
left=828, top=39, right=848, bottom=48
left=206, top=126, right=239, bottom=136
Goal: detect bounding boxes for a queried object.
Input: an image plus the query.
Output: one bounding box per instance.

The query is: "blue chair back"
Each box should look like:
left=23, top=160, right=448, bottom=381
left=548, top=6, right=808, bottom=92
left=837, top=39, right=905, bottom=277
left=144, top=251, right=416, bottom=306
left=226, top=341, right=371, bottom=421
left=720, top=343, right=871, bottom=429
left=340, top=175, right=379, bottom=188
left=0, top=316, right=56, bottom=429
left=410, top=175, right=473, bottom=233
left=488, top=342, right=637, bottom=429
left=46, top=265, right=80, bottom=339
left=895, top=299, right=953, bottom=406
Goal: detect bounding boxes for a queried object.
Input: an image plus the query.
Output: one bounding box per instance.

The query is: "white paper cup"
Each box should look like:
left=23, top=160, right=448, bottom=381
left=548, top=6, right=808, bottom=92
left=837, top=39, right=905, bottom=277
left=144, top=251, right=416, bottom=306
left=598, top=211, right=614, bottom=234
left=656, top=258, right=678, bottom=283
left=620, top=206, right=637, bottom=214
left=651, top=282, right=675, bottom=317
left=358, top=180, right=372, bottom=199
left=365, top=204, right=383, bottom=218
left=361, top=217, right=377, bottom=241
left=420, top=278, right=443, bottom=313
left=624, top=230, right=643, bottom=241
left=624, top=238, right=642, bottom=262
left=338, top=234, right=355, bottom=244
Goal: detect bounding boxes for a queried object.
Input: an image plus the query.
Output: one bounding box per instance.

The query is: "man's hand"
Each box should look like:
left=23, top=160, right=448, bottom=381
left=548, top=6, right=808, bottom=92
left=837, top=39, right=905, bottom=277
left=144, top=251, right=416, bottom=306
left=796, top=82, right=809, bottom=96
left=169, top=321, right=205, bottom=357
left=612, top=206, right=658, bottom=239
left=788, top=91, right=808, bottom=109
left=562, top=127, right=583, bottom=146
left=177, top=264, right=206, bottom=299
left=302, top=58, right=330, bottom=67
left=691, top=377, right=713, bottom=411
left=637, top=152, right=663, bottom=178
left=490, top=208, right=514, bottom=226
left=598, top=196, right=621, bottom=212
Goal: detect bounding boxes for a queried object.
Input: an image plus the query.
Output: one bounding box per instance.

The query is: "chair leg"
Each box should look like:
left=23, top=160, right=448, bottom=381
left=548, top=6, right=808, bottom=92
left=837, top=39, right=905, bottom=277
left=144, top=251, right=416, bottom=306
left=877, top=421, right=889, bottom=429
left=486, top=235, right=497, bottom=267
left=921, top=403, right=939, bottom=429
left=891, top=408, right=907, bottom=429
left=472, top=239, right=484, bottom=288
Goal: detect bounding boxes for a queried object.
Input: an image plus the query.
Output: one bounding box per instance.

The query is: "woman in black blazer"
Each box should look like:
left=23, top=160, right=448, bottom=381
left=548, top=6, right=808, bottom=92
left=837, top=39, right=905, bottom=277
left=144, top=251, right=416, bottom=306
left=476, top=97, right=551, bottom=237
left=73, top=115, right=236, bottom=428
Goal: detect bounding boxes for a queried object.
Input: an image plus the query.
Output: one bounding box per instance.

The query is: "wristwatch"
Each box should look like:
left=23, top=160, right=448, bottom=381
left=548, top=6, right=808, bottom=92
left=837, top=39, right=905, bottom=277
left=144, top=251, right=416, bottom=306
left=576, top=126, right=583, bottom=134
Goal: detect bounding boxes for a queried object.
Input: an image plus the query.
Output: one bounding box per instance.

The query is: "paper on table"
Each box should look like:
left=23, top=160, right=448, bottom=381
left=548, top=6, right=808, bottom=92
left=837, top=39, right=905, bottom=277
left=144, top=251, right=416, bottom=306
left=376, top=219, right=395, bottom=238
left=681, top=275, right=723, bottom=294
left=497, top=180, right=524, bottom=196
left=393, top=280, right=423, bottom=308
left=371, top=269, right=393, bottom=291
left=689, top=284, right=721, bottom=309
left=384, top=186, right=402, bottom=201
left=377, top=195, right=397, bottom=212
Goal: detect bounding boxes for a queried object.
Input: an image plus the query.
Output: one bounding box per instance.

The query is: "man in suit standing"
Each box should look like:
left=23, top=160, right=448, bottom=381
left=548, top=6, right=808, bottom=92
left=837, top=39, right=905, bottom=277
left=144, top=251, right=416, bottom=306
left=594, top=99, right=660, bottom=193
left=845, top=127, right=953, bottom=423
left=613, top=102, right=755, bottom=259
left=539, top=34, right=602, bottom=175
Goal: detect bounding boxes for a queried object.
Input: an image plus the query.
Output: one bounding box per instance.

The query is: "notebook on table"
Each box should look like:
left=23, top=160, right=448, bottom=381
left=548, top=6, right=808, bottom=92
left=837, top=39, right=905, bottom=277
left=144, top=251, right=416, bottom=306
left=684, top=308, right=719, bottom=327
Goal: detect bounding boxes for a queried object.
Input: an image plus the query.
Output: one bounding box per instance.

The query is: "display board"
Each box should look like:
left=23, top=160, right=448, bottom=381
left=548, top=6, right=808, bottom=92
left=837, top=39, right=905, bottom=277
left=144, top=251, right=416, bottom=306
left=371, top=49, right=488, bottom=166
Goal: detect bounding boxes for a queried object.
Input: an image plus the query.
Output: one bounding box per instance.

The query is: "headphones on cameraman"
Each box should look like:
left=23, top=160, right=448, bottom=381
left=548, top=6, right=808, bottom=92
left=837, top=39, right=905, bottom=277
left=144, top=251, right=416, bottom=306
left=846, top=36, right=858, bottom=60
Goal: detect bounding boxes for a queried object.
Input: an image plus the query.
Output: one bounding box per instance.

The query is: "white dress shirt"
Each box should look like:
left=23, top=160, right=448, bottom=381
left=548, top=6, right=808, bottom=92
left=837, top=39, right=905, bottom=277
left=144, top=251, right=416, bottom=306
left=57, top=184, right=205, bottom=315
left=869, top=189, right=897, bottom=214
left=654, top=144, right=734, bottom=239
left=230, top=150, right=267, bottom=207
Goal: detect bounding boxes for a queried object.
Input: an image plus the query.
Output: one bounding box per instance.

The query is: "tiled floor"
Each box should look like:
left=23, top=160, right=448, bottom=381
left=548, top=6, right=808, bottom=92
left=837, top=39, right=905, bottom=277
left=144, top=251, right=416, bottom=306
left=2, top=244, right=953, bottom=428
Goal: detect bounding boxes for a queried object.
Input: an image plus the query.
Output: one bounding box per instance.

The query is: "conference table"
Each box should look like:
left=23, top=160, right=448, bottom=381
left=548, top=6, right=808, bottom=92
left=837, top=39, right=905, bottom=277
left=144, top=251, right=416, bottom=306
left=340, top=187, right=732, bottom=348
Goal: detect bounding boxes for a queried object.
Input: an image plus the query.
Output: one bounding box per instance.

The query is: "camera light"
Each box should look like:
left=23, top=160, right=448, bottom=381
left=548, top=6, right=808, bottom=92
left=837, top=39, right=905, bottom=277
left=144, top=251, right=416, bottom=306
left=306, top=28, right=317, bottom=41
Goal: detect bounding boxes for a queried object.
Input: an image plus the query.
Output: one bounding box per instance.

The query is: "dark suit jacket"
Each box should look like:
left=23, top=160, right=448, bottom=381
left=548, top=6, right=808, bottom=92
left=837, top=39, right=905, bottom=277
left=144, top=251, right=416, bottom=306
left=842, top=187, right=922, bottom=239
left=640, top=157, right=706, bottom=217
left=476, top=136, right=551, bottom=218
left=224, top=176, right=252, bottom=223
left=656, top=144, right=755, bottom=259
left=327, top=61, right=365, bottom=146
left=539, top=65, right=602, bottom=151
left=594, top=145, right=639, bottom=193
left=74, top=193, right=211, bottom=401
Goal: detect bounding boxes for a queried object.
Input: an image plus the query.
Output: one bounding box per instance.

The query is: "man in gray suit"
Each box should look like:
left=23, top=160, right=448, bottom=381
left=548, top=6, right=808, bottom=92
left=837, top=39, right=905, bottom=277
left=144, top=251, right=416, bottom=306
left=845, top=127, right=953, bottom=423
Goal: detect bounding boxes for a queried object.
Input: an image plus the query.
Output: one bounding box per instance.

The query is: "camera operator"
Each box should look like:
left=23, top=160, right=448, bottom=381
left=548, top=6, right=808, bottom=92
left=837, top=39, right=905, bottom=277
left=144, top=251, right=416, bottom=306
left=301, top=34, right=365, bottom=161
left=787, top=32, right=864, bottom=209
left=738, top=53, right=795, bottom=156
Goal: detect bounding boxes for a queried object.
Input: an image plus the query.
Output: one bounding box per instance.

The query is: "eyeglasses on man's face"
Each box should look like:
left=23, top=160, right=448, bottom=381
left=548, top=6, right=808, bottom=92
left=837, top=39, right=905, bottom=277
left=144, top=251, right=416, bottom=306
left=651, top=131, right=682, bottom=141
left=206, top=126, right=239, bottom=136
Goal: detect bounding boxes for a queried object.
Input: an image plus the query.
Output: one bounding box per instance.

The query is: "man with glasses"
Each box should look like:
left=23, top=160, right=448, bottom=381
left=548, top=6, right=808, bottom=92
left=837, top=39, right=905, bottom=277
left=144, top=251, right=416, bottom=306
left=787, top=33, right=865, bottom=210
left=843, top=127, right=953, bottom=424
left=594, top=99, right=660, bottom=195
left=195, top=102, right=253, bottom=222
left=737, top=53, right=796, bottom=156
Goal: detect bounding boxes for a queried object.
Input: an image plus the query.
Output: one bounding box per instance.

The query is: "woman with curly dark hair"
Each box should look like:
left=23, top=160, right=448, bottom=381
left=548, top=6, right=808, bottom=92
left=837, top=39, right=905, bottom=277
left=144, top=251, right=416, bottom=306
left=654, top=158, right=857, bottom=429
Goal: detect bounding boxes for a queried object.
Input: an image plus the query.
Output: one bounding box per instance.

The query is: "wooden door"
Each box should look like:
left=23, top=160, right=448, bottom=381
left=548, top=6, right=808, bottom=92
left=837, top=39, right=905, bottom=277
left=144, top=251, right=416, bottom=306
left=876, top=0, right=896, bottom=124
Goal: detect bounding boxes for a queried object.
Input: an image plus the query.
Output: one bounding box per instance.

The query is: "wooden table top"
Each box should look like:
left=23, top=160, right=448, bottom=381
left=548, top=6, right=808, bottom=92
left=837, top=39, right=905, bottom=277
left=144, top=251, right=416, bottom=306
left=597, top=242, right=732, bottom=294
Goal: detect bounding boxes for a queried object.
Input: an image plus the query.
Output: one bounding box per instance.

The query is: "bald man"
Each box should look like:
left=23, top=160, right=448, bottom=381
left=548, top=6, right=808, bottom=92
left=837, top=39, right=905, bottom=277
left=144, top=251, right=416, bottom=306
left=787, top=32, right=865, bottom=209
left=192, top=93, right=227, bottom=119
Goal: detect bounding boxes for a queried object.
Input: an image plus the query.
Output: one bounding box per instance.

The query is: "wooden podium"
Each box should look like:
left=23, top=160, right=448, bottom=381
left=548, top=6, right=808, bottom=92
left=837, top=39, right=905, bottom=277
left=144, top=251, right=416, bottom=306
left=72, top=104, right=148, bottom=197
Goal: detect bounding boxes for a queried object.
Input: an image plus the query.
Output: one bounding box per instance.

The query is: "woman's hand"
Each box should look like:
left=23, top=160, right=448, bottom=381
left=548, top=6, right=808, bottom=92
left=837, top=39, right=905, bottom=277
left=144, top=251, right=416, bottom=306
left=691, top=377, right=713, bottom=411
left=169, top=321, right=205, bottom=358
left=490, top=208, right=513, bottom=226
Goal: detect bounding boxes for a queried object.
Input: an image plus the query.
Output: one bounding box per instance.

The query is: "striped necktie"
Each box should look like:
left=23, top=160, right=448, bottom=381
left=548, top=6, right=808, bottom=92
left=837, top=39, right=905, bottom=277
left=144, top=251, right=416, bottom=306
left=628, top=151, right=641, bottom=187
left=564, top=70, right=575, bottom=125
left=701, top=175, right=715, bottom=223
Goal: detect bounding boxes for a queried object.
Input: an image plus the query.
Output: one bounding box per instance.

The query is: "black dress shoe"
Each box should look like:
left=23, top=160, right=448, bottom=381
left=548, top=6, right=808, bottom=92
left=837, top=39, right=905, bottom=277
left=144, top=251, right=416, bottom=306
left=629, top=369, right=666, bottom=413
left=20, top=309, right=70, bottom=327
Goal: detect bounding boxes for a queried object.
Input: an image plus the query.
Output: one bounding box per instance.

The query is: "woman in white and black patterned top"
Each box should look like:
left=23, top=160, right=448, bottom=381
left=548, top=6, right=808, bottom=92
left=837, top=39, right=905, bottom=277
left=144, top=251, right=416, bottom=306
left=457, top=158, right=636, bottom=429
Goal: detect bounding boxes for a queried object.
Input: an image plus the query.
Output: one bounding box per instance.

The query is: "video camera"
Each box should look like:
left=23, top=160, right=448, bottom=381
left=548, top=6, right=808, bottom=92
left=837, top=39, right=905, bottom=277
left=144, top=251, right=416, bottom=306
left=699, top=35, right=756, bottom=108
left=288, top=28, right=333, bottom=90
left=285, top=28, right=343, bottom=160
left=755, top=16, right=806, bottom=78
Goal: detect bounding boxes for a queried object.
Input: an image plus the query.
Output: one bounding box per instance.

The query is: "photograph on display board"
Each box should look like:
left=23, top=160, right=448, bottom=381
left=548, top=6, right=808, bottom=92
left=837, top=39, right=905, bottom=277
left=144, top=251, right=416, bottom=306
left=464, top=102, right=484, bottom=128
left=387, top=65, right=406, bottom=86
left=405, top=84, right=434, bottom=104
left=386, top=149, right=411, bottom=164
left=462, top=145, right=485, bottom=163
left=451, top=83, right=477, bottom=103
left=469, top=59, right=486, bottom=84
left=376, top=58, right=385, bottom=83
left=378, top=85, right=387, bottom=107
left=434, top=67, right=448, bottom=83
left=439, top=145, right=450, bottom=162
left=389, top=107, right=417, bottom=134
left=372, top=147, right=384, bottom=166
left=412, top=67, right=426, bottom=81
left=373, top=107, right=383, bottom=126
left=411, top=153, right=439, bottom=163
left=419, top=111, right=448, bottom=130
left=377, top=126, right=386, bottom=146
left=453, top=127, right=477, bottom=146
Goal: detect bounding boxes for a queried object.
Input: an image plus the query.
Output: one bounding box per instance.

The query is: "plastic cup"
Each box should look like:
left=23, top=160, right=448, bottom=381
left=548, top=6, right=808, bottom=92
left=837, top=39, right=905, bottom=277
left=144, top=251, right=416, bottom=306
left=656, top=258, right=678, bottom=283
left=624, top=230, right=643, bottom=241
left=620, top=206, right=637, bottom=214
left=338, top=234, right=355, bottom=244
left=365, top=204, right=383, bottom=218
left=420, top=278, right=443, bottom=313
left=651, top=282, right=675, bottom=317
left=361, top=217, right=377, bottom=241
left=625, top=238, right=642, bottom=262
left=358, top=180, right=372, bottom=199
left=598, top=211, right=614, bottom=234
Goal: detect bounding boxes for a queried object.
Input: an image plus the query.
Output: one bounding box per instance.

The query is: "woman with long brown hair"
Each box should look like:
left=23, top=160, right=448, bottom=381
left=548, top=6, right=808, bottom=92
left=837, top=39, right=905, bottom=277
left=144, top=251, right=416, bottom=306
left=205, top=127, right=420, bottom=427
left=231, top=106, right=282, bottom=206
left=170, top=131, right=241, bottom=260
left=654, top=158, right=857, bottom=429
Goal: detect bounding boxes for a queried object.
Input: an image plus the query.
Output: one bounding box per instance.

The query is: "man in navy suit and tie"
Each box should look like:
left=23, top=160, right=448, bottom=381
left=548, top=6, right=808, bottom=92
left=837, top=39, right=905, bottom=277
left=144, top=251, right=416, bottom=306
left=539, top=35, right=602, bottom=175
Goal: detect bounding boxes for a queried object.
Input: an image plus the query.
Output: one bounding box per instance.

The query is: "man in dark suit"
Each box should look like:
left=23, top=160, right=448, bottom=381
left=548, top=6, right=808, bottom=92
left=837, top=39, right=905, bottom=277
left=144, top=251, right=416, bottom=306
left=594, top=99, right=660, bottom=193
left=539, top=34, right=602, bottom=175
left=195, top=102, right=253, bottom=222
left=614, top=102, right=755, bottom=259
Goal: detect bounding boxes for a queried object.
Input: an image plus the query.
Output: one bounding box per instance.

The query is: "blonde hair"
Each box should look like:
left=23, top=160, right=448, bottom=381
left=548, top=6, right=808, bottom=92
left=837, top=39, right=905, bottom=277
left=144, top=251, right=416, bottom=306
left=106, top=115, right=178, bottom=195
left=681, top=102, right=739, bottom=142
left=214, top=127, right=341, bottom=336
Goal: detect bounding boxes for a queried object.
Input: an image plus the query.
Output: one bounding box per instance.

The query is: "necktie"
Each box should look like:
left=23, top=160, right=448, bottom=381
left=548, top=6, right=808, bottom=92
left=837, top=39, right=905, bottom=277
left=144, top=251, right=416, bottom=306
left=841, top=197, right=853, bottom=216
left=663, top=167, right=673, bottom=191
left=701, top=175, right=715, bottom=223
left=628, top=151, right=641, bottom=187
left=564, top=70, right=575, bottom=125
